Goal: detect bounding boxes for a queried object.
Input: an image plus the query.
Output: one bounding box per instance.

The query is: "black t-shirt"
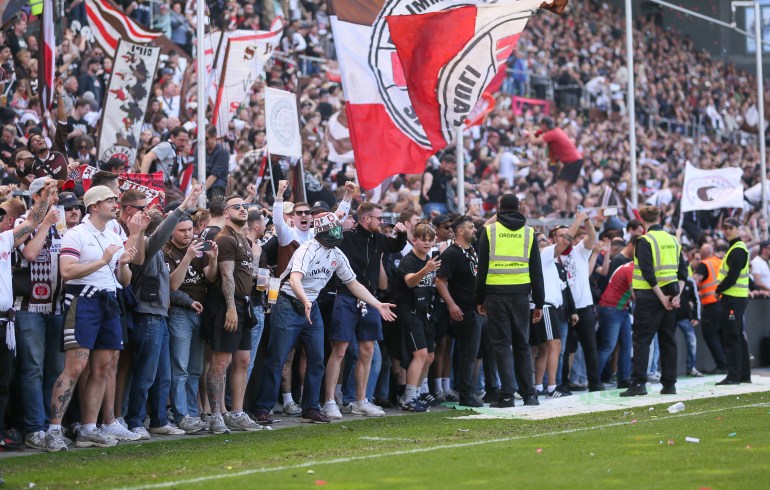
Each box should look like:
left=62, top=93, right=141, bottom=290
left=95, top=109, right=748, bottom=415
left=608, top=253, right=632, bottom=279
left=437, top=243, right=478, bottom=311
left=391, top=251, right=434, bottom=310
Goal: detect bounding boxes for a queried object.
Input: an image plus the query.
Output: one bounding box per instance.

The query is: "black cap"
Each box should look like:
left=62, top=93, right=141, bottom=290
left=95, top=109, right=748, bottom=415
left=57, top=192, right=81, bottom=208
left=723, top=217, right=741, bottom=228
left=164, top=200, right=182, bottom=214
left=380, top=219, right=394, bottom=229
left=311, top=201, right=330, bottom=214
left=431, top=214, right=451, bottom=227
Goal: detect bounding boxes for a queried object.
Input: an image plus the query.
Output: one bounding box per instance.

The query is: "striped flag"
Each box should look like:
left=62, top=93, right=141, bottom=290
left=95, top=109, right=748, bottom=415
left=39, top=0, right=55, bottom=111
left=85, top=0, right=162, bottom=58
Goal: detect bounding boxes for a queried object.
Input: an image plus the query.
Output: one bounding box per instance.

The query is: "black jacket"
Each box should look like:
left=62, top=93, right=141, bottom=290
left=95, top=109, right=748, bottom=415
left=475, top=210, right=545, bottom=308
left=336, top=224, right=407, bottom=295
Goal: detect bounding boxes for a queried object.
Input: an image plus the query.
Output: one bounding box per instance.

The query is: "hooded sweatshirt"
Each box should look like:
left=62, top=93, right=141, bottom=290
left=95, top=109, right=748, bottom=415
left=475, top=210, right=545, bottom=308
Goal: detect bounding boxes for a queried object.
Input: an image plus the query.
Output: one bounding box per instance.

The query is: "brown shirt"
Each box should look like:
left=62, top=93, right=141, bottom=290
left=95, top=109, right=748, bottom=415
left=216, top=224, right=254, bottom=300
left=163, top=242, right=209, bottom=304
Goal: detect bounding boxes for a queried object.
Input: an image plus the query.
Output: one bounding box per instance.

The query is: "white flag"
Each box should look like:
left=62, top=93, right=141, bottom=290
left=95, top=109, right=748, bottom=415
left=264, top=88, right=302, bottom=158
left=681, top=162, right=744, bottom=212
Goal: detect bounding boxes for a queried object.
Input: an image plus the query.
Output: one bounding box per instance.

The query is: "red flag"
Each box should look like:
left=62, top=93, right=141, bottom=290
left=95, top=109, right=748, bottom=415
left=85, top=0, right=162, bottom=57
left=39, top=0, right=55, bottom=111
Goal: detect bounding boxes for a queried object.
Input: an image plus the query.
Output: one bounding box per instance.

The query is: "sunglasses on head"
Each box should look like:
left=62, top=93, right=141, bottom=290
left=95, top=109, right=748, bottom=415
left=295, top=209, right=312, bottom=216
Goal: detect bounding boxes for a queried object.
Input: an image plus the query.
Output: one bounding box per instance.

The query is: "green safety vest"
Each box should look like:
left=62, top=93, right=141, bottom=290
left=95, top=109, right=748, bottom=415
left=717, top=241, right=749, bottom=298
left=632, top=229, right=680, bottom=290
left=485, top=222, right=532, bottom=286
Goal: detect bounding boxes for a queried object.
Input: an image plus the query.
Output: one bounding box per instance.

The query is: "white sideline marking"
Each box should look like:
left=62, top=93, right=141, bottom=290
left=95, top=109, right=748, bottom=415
left=121, top=401, right=770, bottom=490
left=360, top=436, right=417, bottom=442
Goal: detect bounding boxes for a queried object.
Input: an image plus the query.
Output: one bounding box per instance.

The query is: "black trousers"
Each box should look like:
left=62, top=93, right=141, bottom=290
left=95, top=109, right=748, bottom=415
left=562, top=306, right=602, bottom=388
left=478, top=315, right=499, bottom=392
left=0, top=327, right=14, bottom=432
left=451, top=311, right=482, bottom=398
left=631, top=293, right=678, bottom=387
left=701, top=302, right=728, bottom=370
left=719, top=296, right=750, bottom=382
left=485, top=293, right=533, bottom=398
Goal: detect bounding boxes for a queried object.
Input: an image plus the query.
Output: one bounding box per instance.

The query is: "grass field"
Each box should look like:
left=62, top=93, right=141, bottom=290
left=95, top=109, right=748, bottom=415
left=2, top=392, right=769, bottom=489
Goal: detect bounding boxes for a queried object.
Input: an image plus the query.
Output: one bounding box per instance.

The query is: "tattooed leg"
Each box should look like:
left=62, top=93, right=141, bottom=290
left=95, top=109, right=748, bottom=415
left=49, top=349, right=90, bottom=424
left=207, top=352, right=232, bottom=415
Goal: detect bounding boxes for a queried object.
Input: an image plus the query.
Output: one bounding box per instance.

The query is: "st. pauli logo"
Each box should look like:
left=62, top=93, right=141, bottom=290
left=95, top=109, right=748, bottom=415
left=685, top=175, right=736, bottom=205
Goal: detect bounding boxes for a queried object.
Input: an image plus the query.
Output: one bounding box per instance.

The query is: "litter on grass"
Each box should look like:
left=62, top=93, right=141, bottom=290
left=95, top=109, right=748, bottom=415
left=685, top=437, right=700, bottom=443
left=307, top=470, right=315, bottom=474
left=458, top=428, right=469, bottom=432
left=667, top=402, right=685, bottom=413
left=728, top=432, right=737, bottom=437
left=536, top=448, right=543, bottom=453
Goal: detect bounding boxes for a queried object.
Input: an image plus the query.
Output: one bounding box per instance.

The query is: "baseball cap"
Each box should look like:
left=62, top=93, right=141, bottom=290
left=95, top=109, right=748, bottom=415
left=723, top=217, right=740, bottom=228
left=311, top=200, right=330, bottom=213
left=57, top=192, right=81, bottom=209
left=28, top=176, right=50, bottom=195
left=15, top=150, right=33, bottom=162
left=84, top=185, right=117, bottom=209
left=431, top=214, right=451, bottom=227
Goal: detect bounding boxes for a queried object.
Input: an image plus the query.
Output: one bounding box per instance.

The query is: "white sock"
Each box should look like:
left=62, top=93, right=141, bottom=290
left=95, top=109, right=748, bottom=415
left=442, top=378, right=451, bottom=393
left=433, top=379, right=443, bottom=393
left=48, top=424, right=62, bottom=433
left=535, top=384, right=543, bottom=392
left=420, top=379, right=429, bottom=394
left=82, top=423, right=97, bottom=432
left=547, top=385, right=556, bottom=393
left=104, top=421, right=119, bottom=428
left=282, top=392, right=294, bottom=405
left=231, top=410, right=243, bottom=416
left=405, top=384, right=418, bottom=402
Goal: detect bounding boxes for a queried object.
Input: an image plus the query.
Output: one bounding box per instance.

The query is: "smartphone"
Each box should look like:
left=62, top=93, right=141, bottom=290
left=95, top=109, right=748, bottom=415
left=199, top=240, right=212, bottom=252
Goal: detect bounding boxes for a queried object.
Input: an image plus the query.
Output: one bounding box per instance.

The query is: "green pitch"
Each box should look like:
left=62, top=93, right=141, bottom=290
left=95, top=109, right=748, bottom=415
left=2, top=392, right=769, bottom=489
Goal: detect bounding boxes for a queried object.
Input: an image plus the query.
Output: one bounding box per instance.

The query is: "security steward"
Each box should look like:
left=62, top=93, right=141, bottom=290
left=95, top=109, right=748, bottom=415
left=476, top=193, right=544, bottom=407
left=621, top=205, right=687, bottom=397
left=694, top=244, right=728, bottom=373
left=715, top=217, right=751, bottom=385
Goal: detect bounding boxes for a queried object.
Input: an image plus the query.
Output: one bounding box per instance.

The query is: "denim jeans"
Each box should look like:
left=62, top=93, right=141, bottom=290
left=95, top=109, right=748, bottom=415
left=341, top=339, right=381, bottom=405
left=15, top=311, right=64, bottom=433
left=555, top=320, right=569, bottom=386
left=675, top=319, right=698, bottom=372
left=596, top=306, right=632, bottom=382
left=247, top=305, right=266, bottom=380
left=168, top=307, right=205, bottom=421
left=647, top=334, right=660, bottom=376
left=126, top=314, right=171, bottom=429
left=255, top=295, right=324, bottom=412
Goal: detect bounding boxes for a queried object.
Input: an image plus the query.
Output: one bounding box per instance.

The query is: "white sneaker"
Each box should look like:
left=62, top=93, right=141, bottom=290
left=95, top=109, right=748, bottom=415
left=321, top=400, right=343, bottom=419
left=130, top=426, right=151, bottom=440
left=116, top=417, right=128, bottom=429
left=25, top=431, right=47, bottom=450
left=76, top=427, right=118, bottom=448
left=689, top=368, right=704, bottom=377
left=351, top=400, right=385, bottom=417
left=101, top=422, right=142, bottom=441
left=226, top=412, right=263, bottom=432
left=178, top=415, right=207, bottom=434
left=149, top=424, right=186, bottom=436
left=340, top=402, right=354, bottom=415
left=283, top=400, right=302, bottom=416
left=209, top=413, right=230, bottom=435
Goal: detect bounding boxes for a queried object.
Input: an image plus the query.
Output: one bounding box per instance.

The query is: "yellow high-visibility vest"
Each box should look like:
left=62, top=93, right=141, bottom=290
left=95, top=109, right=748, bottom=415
left=485, top=222, right=532, bottom=286
left=632, top=229, right=680, bottom=290
left=717, top=241, right=749, bottom=298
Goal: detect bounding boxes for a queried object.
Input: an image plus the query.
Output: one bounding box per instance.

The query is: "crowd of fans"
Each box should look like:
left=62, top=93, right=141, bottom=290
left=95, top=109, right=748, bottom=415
left=0, top=0, right=767, bottom=458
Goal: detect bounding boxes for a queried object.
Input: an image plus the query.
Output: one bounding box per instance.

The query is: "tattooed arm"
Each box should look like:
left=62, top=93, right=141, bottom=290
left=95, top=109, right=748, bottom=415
left=13, top=185, right=56, bottom=247
left=220, top=260, right=238, bottom=332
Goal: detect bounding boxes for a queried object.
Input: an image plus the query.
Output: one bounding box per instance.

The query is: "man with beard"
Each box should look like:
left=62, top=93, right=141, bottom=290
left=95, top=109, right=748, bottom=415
left=18, top=78, right=70, bottom=185
left=253, top=212, right=397, bottom=424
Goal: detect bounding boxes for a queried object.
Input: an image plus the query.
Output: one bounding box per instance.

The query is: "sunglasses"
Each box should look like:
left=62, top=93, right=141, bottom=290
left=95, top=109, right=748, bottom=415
left=64, top=206, right=79, bottom=211
left=228, top=203, right=247, bottom=210
left=369, top=215, right=383, bottom=221
left=294, top=210, right=312, bottom=216
left=721, top=225, right=735, bottom=230
left=123, top=204, right=147, bottom=212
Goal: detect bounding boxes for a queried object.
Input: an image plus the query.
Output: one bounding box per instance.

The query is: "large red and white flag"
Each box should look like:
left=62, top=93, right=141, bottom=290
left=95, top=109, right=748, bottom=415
left=330, top=0, right=562, bottom=189
left=85, top=0, right=162, bottom=58
left=38, top=0, right=55, bottom=111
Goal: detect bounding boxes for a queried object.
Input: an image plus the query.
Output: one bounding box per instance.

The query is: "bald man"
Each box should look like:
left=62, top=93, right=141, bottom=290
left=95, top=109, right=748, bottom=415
left=694, top=244, right=728, bottom=374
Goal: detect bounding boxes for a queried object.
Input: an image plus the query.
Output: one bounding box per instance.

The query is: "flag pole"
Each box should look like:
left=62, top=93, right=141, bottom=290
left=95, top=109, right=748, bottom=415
left=196, top=0, right=206, bottom=206
left=625, top=0, right=638, bottom=209
left=754, top=0, right=768, bottom=221
left=456, top=125, right=465, bottom=214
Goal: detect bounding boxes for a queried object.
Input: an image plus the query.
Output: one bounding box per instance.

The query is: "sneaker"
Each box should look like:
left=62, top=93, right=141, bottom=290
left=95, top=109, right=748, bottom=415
left=44, top=429, right=68, bottom=452
left=490, top=397, right=515, bottom=408
left=199, top=413, right=212, bottom=424
left=536, top=389, right=547, bottom=397
left=66, top=422, right=81, bottom=441
left=616, top=379, right=632, bottom=389
left=351, top=400, right=385, bottom=417
left=546, top=389, right=564, bottom=398
left=555, top=385, right=573, bottom=397
left=568, top=382, right=588, bottom=392
left=433, top=391, right=446, bottom=403
left=130, top=426, right=151, bottom=440
left=513, top=391, right=523, bottom=400
left=301, top=408, right=331, bottom=424
left=208, top=413, right=231, bottom=435
left=116, top=417, right=128, bottom=429
left=25, top=431, right=47, bottom=450
left=373, top=397, right=393, bottom=409
left=482, top=389, right=500, bottom=403
left=689, top=368, right=704, bottom=377
left=400, top=398, right=429, bottom=413
left=340, top=402, right=354, bottom=415
left=101, top=422, right=142, bottom=441
left=523, top=395, right=540, bottom=406
left=647, top=373, right=661, bottom=383
left=619, top=384, right=648, bottom=397
left=419, top=393, right=439, bottom=407
left=254, top=410, right=274, bottom=425
left=660, top=385, right=677, bottom=395
left=226, top=412, right=263, bottom=432
left=0, top=429, right=24, bottom=452
left=444, top=390, right=460, bottom=403
left=458, top=396, right=483, bottom=408
left=283, top=400, right=302, bottom=416
left=178, top=415, right=207, bottom=434
left=149, top=424, right=186, bottom=436
left=76, top=428, right=118, bottom=448
left=589, top=383, right=606, bottom=392
left=321, top=400, right=343, bottom=419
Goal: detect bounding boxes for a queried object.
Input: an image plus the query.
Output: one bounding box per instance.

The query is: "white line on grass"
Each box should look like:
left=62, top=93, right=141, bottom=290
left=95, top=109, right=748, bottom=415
left=122, top=401, right=770, bottom=490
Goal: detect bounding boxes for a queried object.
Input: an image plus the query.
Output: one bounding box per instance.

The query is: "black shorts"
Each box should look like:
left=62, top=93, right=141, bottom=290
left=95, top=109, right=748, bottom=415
left=204, top=302, right=253, bottom=353
left=397, top=307, right=435, bottom=368
left=557, top=159, right=583, bottom=184
left=432, top=302, right=451, bottom=340
left=529, top=305, right=562, bottom=346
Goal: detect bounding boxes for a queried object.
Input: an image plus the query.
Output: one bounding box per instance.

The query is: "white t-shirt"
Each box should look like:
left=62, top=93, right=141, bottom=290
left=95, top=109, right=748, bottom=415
left=540, top=244, right=563, bottom=307
left=560, top=240, right=594, bottom=309
left=60, top=217, right=125, bottom=291
left=281, top=240, right=356, bottom=303
left=751, top=255, right=770, bottom=290
left=0, top=230, right=15, bottom=310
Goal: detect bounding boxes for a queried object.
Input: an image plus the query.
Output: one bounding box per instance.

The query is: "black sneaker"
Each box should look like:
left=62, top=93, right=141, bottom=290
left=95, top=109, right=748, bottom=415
left=715, top=378, right=740, bottom=386
left=419, top=393, right=439, bottom=407
left=588, top=383, right=605, bottom=392
left=400, top=398, right=429, bottom=412
left=373, top=397, right=393, bottom=409
left=660, top=385, right=677, bottom=395
left=546, top=389, right=565, bottom=398
left=619, top=384, right=648, bottom=397
left=536, top=389, right=547, bottom=397
left=482, top=389, right=500, bottom=403
left=523, top=395, right=540, bottom=406
left=568, top=382, right=588, bottom=392
left=301, top=408, right=331, bottom=424
left=555, top=384, right=573, bottom=397
left=458, top=396, right=483, bottom=408
left=616, top=379, right=632, bottom=389
left=254, top=410, right=274, bottom=425
left=490, top=396, right=515, bottom=408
